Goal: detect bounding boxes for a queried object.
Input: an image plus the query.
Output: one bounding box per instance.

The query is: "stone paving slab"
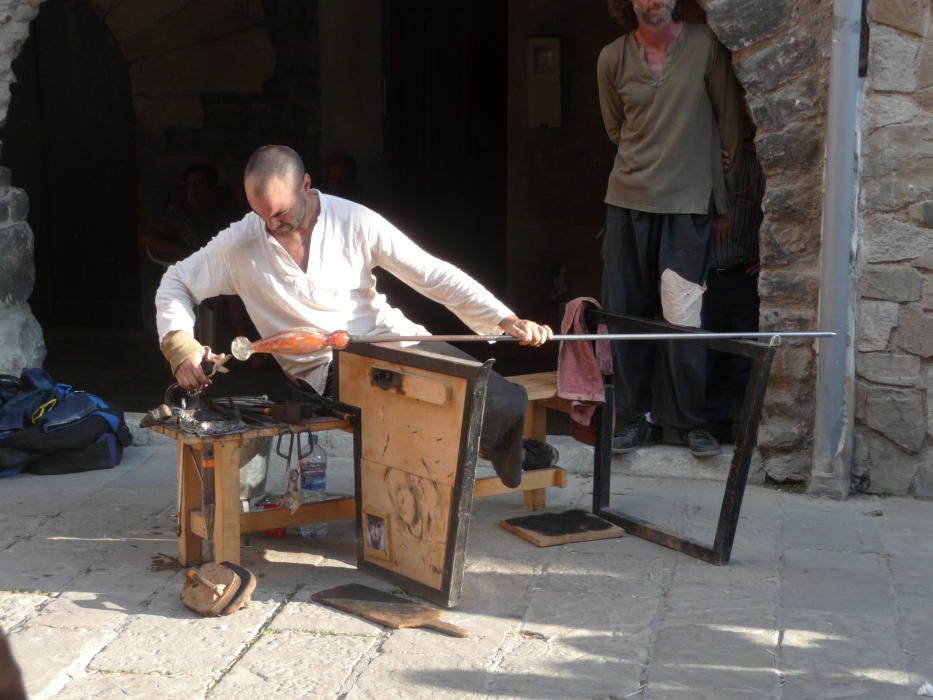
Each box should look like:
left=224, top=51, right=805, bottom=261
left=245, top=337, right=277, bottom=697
left=3, top=438, right=933, bottom=698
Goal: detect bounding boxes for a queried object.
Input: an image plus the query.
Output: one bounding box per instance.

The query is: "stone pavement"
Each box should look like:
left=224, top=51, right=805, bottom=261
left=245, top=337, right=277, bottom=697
left=2, top=423, right=933, bottom=700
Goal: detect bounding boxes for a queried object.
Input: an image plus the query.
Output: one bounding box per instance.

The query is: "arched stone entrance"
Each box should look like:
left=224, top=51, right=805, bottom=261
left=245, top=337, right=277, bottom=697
left=0, top=0, right=833, bottom=483
left=2, top=0, right=137, bottom=329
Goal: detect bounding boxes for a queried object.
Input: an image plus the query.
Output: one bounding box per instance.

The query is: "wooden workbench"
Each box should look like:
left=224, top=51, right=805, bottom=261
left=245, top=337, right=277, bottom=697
left=151, top=415, right=358, bottom=566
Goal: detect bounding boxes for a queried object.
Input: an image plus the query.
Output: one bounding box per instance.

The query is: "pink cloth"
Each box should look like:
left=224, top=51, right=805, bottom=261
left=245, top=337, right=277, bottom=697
left=557, top=297, right=613, bottom=426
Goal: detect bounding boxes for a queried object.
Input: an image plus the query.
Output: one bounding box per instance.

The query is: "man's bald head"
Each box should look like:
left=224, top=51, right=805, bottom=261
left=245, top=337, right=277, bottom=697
left=244, top=145, right=306, bottom=197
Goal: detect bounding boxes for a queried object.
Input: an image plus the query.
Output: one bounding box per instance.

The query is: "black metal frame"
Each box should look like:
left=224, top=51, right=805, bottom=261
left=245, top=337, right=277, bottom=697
left=336, top=343, right=492, bottom=608
left=589, top=310, right=778, bottom=565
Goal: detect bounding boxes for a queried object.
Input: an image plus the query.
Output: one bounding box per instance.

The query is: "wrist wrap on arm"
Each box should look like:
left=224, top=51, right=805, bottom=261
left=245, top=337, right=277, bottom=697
left=161, top=331, right=205, bottom=373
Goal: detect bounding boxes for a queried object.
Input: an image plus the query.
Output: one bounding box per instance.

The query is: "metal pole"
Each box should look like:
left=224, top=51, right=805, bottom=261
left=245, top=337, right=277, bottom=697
left=811, top=0, right=863, bottom=498
left=347, top=331, right=835, bottom=344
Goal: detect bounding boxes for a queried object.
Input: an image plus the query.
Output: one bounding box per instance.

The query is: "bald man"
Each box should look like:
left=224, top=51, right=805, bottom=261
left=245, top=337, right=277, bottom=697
left=156, top=145, right=552, bottom=487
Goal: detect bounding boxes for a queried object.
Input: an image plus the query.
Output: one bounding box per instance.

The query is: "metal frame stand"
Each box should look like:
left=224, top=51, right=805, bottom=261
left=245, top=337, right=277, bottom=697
left=589, top=311, right=778, bottom=565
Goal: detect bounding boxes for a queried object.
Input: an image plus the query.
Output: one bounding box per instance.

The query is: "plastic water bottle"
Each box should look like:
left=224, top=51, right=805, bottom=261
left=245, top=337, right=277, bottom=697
left=298, top=434, right=328, bottom=539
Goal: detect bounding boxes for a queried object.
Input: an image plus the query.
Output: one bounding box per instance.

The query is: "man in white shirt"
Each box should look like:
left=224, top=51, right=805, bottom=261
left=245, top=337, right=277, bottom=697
left=156, top=145, right=552, bottom=487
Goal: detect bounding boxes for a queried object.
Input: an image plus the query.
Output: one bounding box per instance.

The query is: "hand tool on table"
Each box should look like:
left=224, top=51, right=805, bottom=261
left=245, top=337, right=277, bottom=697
left=230, top=327, right=836, bottom=360
left=312, top=584, right=469, bottom=637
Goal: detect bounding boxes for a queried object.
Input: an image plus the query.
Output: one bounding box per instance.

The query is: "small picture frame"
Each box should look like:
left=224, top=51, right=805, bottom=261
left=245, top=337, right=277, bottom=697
left=363, top=510, right=390, bottom=561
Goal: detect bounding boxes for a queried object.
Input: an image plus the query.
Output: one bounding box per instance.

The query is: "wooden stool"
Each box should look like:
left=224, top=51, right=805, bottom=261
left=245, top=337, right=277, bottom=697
left=478, top=371, right=570, bottom=510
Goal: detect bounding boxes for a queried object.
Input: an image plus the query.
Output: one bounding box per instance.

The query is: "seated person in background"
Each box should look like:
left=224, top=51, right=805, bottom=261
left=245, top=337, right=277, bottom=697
left=156, top=145, right=552, bottom=488
left=702, top=114, right=765, bottom=443
left=318, top=151, right=366, bottom=203
left=143, top=162, right=234, bottom=265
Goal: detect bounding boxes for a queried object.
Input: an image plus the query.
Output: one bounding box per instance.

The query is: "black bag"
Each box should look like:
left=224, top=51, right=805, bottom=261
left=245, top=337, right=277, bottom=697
left=0, top=369, right=132, bottom=476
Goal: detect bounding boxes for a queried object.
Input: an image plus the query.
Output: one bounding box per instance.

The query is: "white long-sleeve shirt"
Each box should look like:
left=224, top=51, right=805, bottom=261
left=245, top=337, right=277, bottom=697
left=156, top=192, right=514, bottom=392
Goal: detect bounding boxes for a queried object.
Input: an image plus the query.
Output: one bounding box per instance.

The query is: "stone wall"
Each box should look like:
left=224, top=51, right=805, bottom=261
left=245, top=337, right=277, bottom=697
left=704, top=0, right=832, bottom=482
left=855, top=0, right=933, bottom=496
left=0, top=0, right=44, bottom=374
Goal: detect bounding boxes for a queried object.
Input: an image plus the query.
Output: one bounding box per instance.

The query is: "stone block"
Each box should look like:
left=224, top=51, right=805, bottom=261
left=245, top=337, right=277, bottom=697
left=760, top=174, right=822, bottom=221
left=857, top=299, right=899, bottom=351
left=864, top=384, right=926, bottom=451
left=747, top=76, right=821, bottom=132
left=758, top=415, right=807, bottom=449
left=863, top=123, right=933, bottom=212
left=131, top=95, right=203, bottom=129
left=919, top=28, right=933, bottom=88
left=103, top=0, right=188, bottom=42
left=0, top=195, right=8, bottom=223
left=0, top=303, right=44, bottom=375
left=856, top=351, right=922, bottom=386
left=869, top=0, right=929, bottom=36
left=922, top=273, right=933, bottom=311
left=706, top=0, right=796, bottom=49
left=0, top=166, right=9, bottom=186
left=914, top=459, right=933, bottom=498
left=909, top=200, right=933, bottom=228
left=864, top=93, right=920, bottom=133
left=0, top=221, right=34, bottom=305
left=859, top=264, right=924, bottom=301
left=893, top=303, right=933, bottom=356
left=759, top=221, right=818, bottom=264
left=770, top=344, right=814, bottom=382
left=755, top=122, right=823, bottom=171
left=927, top=366, right=933, bottom=437
left=8, top=186, right=26, bottom=221
left=855, top=380, right=869, bottom=423
left=917, top=84, right=933, bottom=112
left=916, top=250, right=933, bottom=272
left=861, top=214, right=933, bottom=262
left=758, top=270, right=820, bottom=305
left=759, top=305, right=818, bottom=332
left=869, top=24, right=920, bottom=93
left=130, top=28, right=275, bottom=96
left=121, top=0, right=264, bottom=61
left=762, top=449, right=812, bottom=482
left=861, top=429, right=924, bottom=494
left=734, top=31, right=818, bottom=94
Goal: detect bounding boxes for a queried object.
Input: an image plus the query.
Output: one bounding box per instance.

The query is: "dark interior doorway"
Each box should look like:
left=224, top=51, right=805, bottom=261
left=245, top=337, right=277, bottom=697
left=1, top=0, right=138, bottom=330
left=380, top=0, right=508, bottom=338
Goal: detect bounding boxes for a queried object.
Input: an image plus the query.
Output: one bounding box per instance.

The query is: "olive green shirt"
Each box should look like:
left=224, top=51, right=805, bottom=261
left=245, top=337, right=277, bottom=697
left=597, top=23, right=743, bottom=216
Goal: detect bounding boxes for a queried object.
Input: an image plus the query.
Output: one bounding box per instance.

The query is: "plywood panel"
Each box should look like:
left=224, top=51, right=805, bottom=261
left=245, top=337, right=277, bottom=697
left=339, top=352, right=468, bottom=486
left=360, top=458, right=452, bottom=589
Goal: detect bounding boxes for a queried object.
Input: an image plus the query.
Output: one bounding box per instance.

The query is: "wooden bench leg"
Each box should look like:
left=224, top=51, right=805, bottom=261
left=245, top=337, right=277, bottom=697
left=177, top=442, right=203, bottom=566
left=523, top=489, right=546, bottom=510
left=523, top=402, right=550, bottom=510
left=212, top=439, right=243, bottom=565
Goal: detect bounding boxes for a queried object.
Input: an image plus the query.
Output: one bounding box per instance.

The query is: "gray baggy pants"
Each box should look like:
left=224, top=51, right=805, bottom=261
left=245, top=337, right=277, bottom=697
left=601, top=203, right=713, bottom=430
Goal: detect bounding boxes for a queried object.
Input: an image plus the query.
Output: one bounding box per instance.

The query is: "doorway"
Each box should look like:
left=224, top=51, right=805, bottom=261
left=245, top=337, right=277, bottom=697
left=380, top=0, right=509, bottom=336
left=1, top=0, right=138, bottom=330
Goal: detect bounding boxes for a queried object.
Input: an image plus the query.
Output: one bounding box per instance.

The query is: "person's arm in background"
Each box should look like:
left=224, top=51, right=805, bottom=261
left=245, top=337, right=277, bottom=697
left=597, top=41, right=625, bottom=146
left=707, top=39, right=744, bottom=217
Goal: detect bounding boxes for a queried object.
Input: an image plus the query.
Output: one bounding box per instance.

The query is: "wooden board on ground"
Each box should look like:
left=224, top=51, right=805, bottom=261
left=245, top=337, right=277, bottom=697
left=499, top=511, right=625, bottom=547
left=312, top=584, right=468, bottom=637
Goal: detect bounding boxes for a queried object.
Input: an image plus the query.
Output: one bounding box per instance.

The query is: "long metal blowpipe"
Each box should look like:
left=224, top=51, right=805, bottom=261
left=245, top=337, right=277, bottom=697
left=230, top=327, right=834, bottom=361
left=347, top=331, right=836, bottom=344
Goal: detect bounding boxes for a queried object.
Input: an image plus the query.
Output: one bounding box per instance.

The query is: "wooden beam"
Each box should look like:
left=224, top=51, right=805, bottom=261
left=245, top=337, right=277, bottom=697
left=239, top=498, right=357, bottom=534
left=473, top=468, right=567, bottom=498
left=212, top=440, right=243, bottom=565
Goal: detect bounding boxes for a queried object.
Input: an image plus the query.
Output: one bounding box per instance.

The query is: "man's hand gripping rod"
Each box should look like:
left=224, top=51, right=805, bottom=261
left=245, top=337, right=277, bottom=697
left=230, top=328, right=835, bottom=360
